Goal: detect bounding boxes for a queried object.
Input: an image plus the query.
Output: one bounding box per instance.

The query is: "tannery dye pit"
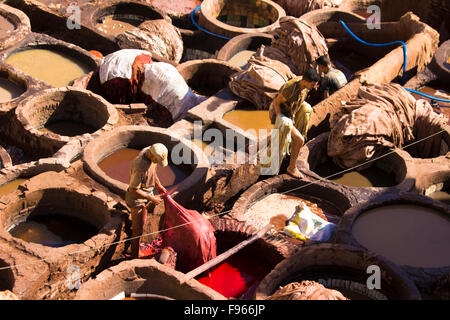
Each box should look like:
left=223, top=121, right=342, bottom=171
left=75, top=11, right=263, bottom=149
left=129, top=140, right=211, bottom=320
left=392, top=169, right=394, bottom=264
left=98, top=148, right=190, bottom=189
left=9, top=213, right=98, bottom=247
left=0, top=78, right=24, bottom=102
left=95, top=15, right=142, bottom=36
left=227, top=50, right=256, bottom=69
left=0, top=1, right=448, bottom=302
left=196, top=250, right=271, bottom=299
left=222, top=109, right=272, bottom=135
left=315, top=160, right=397, bottom=188
left=39, top=121, right=96, bottom=137
left=351, top=204, right=450, bottom=268
left=5, top=48, right=92, bottom=87
left=244, top=193, right=341, bottom=230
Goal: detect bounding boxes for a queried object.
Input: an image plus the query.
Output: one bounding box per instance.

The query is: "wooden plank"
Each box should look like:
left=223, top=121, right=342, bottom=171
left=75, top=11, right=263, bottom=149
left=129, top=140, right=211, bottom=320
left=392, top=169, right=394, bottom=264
left=180, top=223, right=273, bottom=283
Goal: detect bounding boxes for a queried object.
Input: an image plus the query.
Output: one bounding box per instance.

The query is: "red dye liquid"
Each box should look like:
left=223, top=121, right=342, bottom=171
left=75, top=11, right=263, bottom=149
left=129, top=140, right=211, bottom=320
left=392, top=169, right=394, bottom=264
left=197, top=253, right=270, bottom=299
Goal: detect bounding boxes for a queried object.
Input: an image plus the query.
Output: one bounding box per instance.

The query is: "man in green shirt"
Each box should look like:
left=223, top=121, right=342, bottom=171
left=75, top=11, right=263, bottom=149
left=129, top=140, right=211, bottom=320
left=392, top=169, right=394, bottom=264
left=268, top=68, right=320, bottom=179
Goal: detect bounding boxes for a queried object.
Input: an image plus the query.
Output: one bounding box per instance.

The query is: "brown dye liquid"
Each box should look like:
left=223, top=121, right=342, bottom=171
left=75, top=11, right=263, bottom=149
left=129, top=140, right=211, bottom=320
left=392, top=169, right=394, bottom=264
left=222, top=109, right=272, bottom=138
left=9, top=213, right=98, bottom=247
left=96, top=16, right=140, bottom=36
left=428, top=191, right=450, bottom=205
left=5, top=49, right=91, bottom=87
left=410, top=85, right=450, bottom=125
left=352, top=204, right=450, bottom=268
left=0, top=15, right=15, bottom=37
left=315, top=160, right=396, bottom=188
left=39, top=120, right=95, bottom=137
left=98, top=148, right=189, bottom=189
left=0, top=78, right=24, bottom=102
left=227, top=50, right=256, bottom=69
left=0, top=179, right=26, bottom=197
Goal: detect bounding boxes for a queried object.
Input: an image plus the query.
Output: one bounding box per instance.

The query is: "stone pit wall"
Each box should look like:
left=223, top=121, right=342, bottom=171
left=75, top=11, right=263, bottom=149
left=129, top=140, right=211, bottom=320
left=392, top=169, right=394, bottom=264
left=0, top=171, right=126, bottom=299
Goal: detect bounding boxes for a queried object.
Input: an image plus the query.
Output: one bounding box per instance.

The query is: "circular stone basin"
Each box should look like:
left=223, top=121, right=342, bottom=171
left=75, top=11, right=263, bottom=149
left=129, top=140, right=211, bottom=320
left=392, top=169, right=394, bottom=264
left=83, top=126, right=208, bottom=199
left=2, top=188, right=109, bottom=248
left=227, top=50, right=256, bottom=69
left=315, top=159, right=397, bottom=188
left=217, top=33, right=273, bottom=69
left=298, top=132, right=414, bottom=191
left=5, top=46, right=94, bottom=87
left=351, top=204, right=450, bottom=268
left=98, top=147, right=190, bottom=190
left=9, top=213, right=98, bottom=247
left=231, top=175, right=352, bottom=242
left=75, top=259, right=225, bottom=300
left=0, top=4, right=30, bottom=51
left=93, top=2, right=166, bottom=37
left=337, top=193, right=450, bottom=274
left=177, top=59, right=240, bottom=96
left=199, top=218, right=285, bottom=299
left=0, top=76, right=25, bottom=103
left=199, top=0, right=285, bottom=38
left=222, top=103, right=273, bottom=136
left=15, top=87, right=118, bottom=157
left=255, top=243, right=422, bottom=300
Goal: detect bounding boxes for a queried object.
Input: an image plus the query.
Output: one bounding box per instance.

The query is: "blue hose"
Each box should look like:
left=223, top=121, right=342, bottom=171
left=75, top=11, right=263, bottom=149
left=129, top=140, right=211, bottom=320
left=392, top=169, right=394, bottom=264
left=188, top=12, right=450, bottom=103
left=404, top=88, right=450, bottom=103
left=190, top=4, right=231, bottom=40
left=339, top=20, right=407, bottom=84
left=339, top=20, right=450, bottom=104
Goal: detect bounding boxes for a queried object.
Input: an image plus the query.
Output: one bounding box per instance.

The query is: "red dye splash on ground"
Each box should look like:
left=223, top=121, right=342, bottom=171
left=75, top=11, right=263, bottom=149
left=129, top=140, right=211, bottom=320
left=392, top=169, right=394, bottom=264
left=197, top=252, right=270, bottom=299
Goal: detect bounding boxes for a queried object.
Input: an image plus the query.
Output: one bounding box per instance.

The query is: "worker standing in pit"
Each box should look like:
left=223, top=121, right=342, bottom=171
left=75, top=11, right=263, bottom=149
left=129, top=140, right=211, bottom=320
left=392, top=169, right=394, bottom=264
left=125, top=144, right=168, bottom=259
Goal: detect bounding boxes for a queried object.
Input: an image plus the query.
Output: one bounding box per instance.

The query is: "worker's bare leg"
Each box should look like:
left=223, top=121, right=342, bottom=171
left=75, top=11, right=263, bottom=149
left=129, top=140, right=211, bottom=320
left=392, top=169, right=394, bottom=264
left=286, top=127, right=304, bottom=179
left=131, top=205, right=147, bottom=259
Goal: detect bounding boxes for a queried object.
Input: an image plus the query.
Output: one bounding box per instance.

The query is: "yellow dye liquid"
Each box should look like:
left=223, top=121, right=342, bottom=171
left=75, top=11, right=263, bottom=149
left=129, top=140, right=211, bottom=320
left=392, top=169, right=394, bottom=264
left=0, top=179, right=26, bottom=197
left=6, top=48, right=91, bottom=87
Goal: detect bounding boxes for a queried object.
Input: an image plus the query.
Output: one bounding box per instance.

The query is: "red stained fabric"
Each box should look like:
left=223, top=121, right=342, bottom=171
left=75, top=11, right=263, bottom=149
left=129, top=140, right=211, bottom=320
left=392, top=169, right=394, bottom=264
left=160, top=194, right=217, bottom=273
left=138, top=90, right=174, bottom=128
left=100, top=53, right=152, bottom=104
left=101, top=77, right=133, bottom=104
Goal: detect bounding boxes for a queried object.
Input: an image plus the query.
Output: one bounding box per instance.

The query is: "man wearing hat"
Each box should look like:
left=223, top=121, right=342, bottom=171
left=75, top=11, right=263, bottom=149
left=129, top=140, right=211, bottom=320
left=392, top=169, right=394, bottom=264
left=125, top=143, right=169, bottom=259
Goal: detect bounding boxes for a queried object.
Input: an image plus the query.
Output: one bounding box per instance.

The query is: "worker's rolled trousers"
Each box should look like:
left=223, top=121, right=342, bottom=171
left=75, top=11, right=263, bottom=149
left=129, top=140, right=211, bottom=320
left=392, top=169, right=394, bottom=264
left=130, top=207, right=146, bottom=259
